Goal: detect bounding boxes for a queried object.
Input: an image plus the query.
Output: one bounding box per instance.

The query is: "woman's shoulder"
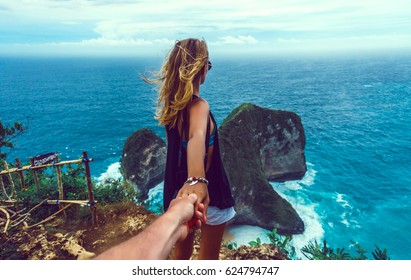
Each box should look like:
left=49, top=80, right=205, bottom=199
left=188, top=95, right=209, bottom=111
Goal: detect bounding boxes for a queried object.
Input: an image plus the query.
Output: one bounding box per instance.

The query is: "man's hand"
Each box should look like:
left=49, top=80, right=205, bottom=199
left=176, top=183, right=209, bottom=224
left=166, top=193, right=205, bottom=241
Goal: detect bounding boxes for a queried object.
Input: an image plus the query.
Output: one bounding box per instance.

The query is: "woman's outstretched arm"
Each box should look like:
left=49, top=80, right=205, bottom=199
left=176, top=97, right=210, bottom=221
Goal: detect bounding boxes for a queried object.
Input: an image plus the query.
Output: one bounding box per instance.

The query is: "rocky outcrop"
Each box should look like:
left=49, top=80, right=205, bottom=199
left=219, top=103, right=306, bottom=234
left=121, top=128, right=166, bottom=199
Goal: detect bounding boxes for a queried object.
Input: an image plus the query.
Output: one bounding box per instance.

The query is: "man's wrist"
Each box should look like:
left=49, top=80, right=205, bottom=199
left=161, top=211, right=182, bottom=243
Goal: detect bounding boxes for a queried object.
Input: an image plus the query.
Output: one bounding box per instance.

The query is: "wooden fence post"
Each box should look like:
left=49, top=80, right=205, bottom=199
left=3, top=161, right=16, bottom=199
left=54, top=156, right=64, bottom=202
left=82, top=151, right=97, bottom=226
left=53, top=156, right=65, bottom=217
left=15, top=158, right=25, bottom=190
left=0, top=176, right=10, bottom=201
left=29, top=158, right=40, bottom=192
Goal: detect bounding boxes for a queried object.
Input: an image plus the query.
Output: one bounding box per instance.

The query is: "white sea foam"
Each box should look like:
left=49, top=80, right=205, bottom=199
left=302, top=162, right=317, bottom=186
left=334, top=192, right=362, bottom=229
left=271, top=184, right=324, bottom=259
left=224, top=225, right=271, bottom=246
left=274, top=162, right=317, bottom=193
left=341, top=213, right=350, bottom=226
left=97, top=162, right=122, bottom=184
left=336, top=193, right=353, bottom=209
left=270, top=162, right=324, bottom=259
left=146, top=182, right=164, bottom=213
left=283, top=181, right=303, bottom=191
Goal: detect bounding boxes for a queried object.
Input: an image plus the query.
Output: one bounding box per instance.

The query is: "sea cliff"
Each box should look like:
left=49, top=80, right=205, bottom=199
left=219, top=103, right=306, bottom=234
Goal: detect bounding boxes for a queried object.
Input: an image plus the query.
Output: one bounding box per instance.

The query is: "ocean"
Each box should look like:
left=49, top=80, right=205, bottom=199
left=1, top=53, right=410, bottom=259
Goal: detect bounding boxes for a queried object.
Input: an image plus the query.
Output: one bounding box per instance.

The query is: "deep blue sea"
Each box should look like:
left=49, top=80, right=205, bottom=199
left=1, top=53, right=410, bottom=259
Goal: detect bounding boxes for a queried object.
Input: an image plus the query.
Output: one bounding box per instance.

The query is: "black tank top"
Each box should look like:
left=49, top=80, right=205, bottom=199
left=163, top=97, right=235, bottom=210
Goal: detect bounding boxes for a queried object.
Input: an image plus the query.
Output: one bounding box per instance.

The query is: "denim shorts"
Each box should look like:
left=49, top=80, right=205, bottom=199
left=206, top=206, right=236, bottom=225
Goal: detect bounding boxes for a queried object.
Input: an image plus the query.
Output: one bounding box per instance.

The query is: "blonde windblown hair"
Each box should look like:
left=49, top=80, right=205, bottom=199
left=144, top=38, right=209, bottom=128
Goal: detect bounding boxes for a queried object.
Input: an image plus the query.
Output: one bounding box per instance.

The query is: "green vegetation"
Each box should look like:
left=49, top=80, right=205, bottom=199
left=224, top=228, right=390, bottom=260
left=220, top=103, right=254, bottom=129
left=248, top=237, right=262, bottom=247
left=226, top=241, right=238, bottom=250
left=267, top=228, right=296, bottom=259
left=223, top=229, right=391, bottom=260
left=271, top=232, right=390, bottom=260
left=372, top=245, right=390, bottom=260
left=301, top=240, right=350, bottom=260
left=10, top=164, right=137, bottom=205
left=0, top=119, right=28, bottom=161
left=300, top=239, right=390, bottom=260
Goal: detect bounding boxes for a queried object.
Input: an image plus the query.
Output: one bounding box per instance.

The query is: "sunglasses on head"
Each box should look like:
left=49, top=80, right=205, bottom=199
left=207, top=61, right=212, bottom=71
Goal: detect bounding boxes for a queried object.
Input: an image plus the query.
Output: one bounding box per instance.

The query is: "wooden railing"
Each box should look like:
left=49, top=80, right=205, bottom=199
left=0, top=151, right=97, bottom=235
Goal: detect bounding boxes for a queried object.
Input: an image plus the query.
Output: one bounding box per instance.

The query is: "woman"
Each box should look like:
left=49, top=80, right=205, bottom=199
left=144, top=38, right=235, bottom=260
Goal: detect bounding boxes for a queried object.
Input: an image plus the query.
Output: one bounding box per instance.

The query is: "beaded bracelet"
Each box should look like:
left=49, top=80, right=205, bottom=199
left=185, top=177, right=209, bottom=186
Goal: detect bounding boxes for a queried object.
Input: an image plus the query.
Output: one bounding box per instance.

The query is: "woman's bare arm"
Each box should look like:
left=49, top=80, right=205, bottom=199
left=176, top=97, right=210, bottom=220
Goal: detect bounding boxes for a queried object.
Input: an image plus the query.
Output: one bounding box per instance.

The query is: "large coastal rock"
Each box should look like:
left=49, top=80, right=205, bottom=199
left=121, top=128, right=166, bottom=199
left=219, top=103, right=306, bottom=234
left=122, top=103, right=306, bottom=234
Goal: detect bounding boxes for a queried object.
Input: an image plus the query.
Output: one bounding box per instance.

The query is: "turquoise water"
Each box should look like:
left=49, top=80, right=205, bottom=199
left=1, top=53, right=410, bottom=259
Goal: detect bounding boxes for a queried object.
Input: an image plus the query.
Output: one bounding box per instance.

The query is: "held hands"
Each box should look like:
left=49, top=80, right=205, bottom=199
left=176, top=182, right=209, bottom=224
left=167, top=194, right=205, bottom=241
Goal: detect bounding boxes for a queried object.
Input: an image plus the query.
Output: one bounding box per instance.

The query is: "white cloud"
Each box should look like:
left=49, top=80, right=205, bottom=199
left=0, top=0, right=410, bottom=55
left=272, top=33, right=411, bottom=53
left=277, top=38, right=301, bottom=43
left=215, top=35, right=258, bottom=45
left=63, top=37, right=175, bottom=48
left=62, top=21, right=82, bottom=25
left=3, top=0, right=410, bottom=32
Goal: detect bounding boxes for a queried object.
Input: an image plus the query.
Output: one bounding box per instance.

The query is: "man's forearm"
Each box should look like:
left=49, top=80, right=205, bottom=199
left=94, top=212, right=180, bottom=260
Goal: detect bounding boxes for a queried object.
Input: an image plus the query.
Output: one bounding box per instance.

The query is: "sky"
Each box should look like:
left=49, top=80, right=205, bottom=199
left=0, top=0, right=410, bottom=57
